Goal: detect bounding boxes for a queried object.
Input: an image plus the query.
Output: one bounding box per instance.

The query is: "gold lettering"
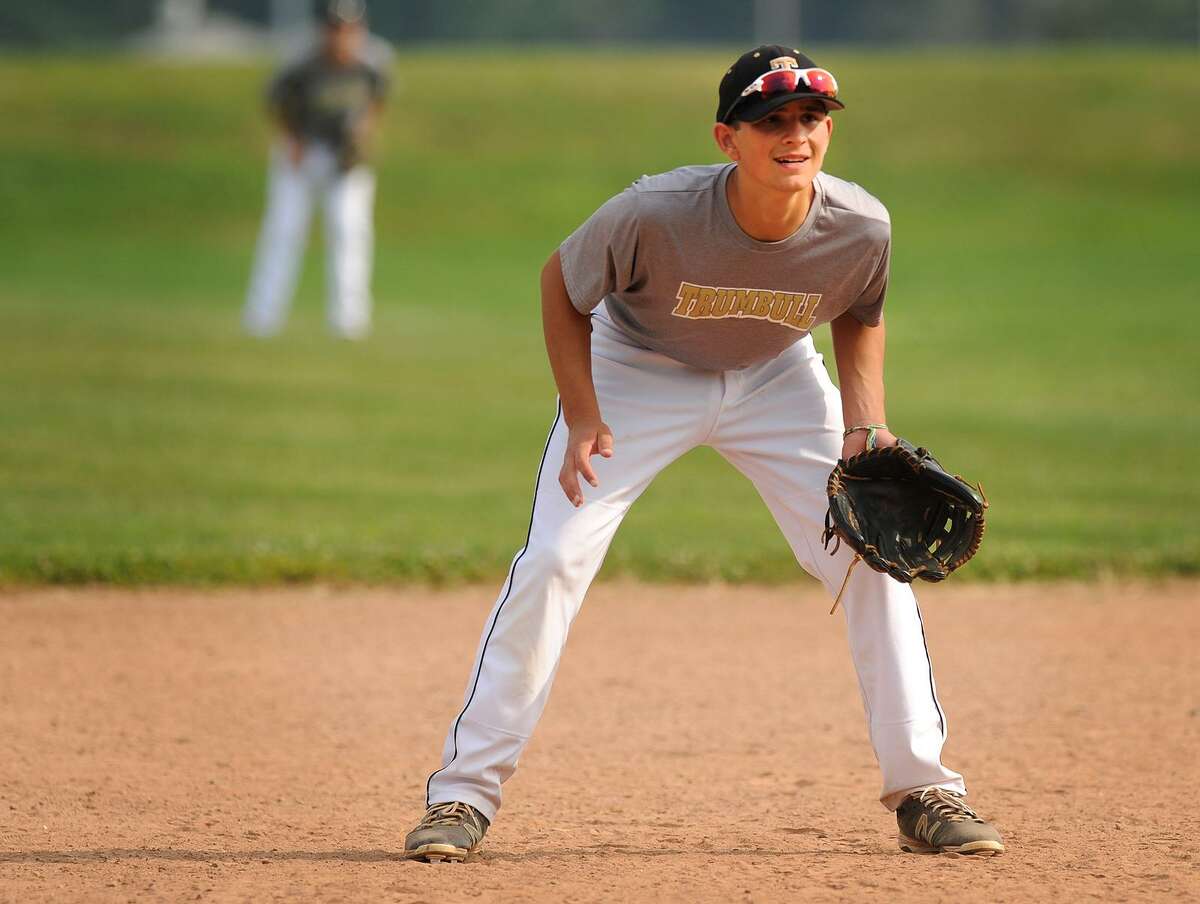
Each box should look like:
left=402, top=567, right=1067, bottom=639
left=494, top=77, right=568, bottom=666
left=769, top=292, right=795, bottom=323
left=751, top=291, right=773, bottom=318
left=673, top=282, right=701, bottom=316
left=712, top=287, right=733, bottom=317
left=732, top=289, right=752, bottom=316
left=799, top=293, right=822, bottom=330
left=670, top=283, right=822, bottom=329
left=783, top=294, right=809, bottom=330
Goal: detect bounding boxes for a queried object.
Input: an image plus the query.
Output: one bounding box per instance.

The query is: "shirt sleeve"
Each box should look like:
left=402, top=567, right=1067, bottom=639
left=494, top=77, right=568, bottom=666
left=848, top=236, right=890, bottom=326
left=267, top=65, right=303, bottom=134
left=558, top=188, right=641, bottom=315
left=369, top=66, right=390, bottom=102
left=267, top=65, right=294, bottom=109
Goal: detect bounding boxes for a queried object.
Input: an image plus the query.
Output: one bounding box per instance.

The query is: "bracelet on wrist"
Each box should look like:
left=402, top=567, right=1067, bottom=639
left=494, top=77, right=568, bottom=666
left=843, top=423, right=888, bottom=450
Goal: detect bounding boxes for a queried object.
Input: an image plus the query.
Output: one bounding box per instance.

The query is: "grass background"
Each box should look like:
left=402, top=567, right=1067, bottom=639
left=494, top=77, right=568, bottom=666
left=1, top=49, right=1197, bottom=585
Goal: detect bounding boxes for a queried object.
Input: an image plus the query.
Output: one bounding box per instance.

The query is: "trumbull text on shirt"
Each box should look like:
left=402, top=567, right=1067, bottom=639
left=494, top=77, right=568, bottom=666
left=671, top=281, right=822, bottom=332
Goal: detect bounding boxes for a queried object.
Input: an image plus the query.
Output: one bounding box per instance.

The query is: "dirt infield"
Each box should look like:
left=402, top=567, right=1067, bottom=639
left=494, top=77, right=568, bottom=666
left=0, top=581, right=1196, bottom=903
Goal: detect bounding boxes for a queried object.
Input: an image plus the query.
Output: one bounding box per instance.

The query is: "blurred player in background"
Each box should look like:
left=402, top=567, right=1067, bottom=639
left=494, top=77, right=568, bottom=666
left=243, top=0, right=388, bottom=340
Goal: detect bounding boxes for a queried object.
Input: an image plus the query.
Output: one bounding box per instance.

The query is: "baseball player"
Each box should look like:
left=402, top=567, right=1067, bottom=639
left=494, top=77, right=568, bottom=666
left=242, top=0, right=388, bottom=340
left=405, top=46, right=1005, bottom=861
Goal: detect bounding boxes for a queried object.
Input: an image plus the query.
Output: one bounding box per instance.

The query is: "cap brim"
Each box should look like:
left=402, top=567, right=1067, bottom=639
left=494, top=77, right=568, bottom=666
left=728, top=91, right=845, bottom=123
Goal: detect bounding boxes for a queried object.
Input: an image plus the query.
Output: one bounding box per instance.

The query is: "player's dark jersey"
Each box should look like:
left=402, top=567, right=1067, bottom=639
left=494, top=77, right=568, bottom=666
left=269, top=52, right=388, bottom=152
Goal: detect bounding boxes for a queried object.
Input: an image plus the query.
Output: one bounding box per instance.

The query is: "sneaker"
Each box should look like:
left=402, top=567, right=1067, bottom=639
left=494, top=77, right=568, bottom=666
left=405, top=801, right=490, bottom=863
left=896, top=787, right=1005, bottom=855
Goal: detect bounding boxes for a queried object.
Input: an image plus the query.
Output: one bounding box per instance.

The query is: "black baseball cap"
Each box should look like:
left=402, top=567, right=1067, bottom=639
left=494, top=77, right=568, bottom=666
left=716, top=44, right=845, bottom=124
left=319, top=0, right=367, bottom=26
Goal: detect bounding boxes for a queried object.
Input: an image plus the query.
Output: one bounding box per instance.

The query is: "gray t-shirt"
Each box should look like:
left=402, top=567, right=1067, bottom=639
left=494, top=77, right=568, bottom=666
left=559, top=164, right=890, bottom=371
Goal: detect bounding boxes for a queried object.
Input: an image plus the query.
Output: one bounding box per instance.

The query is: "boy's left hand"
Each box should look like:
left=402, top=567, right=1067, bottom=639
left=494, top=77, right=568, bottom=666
left=841, top=426, right=898, bottom=460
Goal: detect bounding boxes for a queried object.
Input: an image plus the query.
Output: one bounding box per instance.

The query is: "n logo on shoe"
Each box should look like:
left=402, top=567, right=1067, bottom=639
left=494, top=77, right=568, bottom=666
left=914, top=813, right=943, bottom=843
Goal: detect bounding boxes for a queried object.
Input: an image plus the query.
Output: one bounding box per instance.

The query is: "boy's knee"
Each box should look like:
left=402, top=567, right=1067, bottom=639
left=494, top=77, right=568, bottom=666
left=520, top=540, right=571, bottom=581
left=268, top=212, right=308, bottom=243
left=520, top=542, right=578, bottom=583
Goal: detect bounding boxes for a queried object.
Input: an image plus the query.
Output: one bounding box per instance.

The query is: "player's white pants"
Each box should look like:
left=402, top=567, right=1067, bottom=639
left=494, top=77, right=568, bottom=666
left=243, top=143, right=375, bottom=339
left=427, top=311, right=965, bottom=821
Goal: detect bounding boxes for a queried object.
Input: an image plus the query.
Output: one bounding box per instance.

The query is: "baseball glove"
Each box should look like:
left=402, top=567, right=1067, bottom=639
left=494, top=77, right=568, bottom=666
left=821, top=439, right=987, bottom=612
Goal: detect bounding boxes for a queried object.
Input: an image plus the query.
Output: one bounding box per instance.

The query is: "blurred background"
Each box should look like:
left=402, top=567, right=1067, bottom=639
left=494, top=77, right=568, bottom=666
left=4, top=0, right=1200, bottom=48
left=1, top=0, right=1197, bottom=585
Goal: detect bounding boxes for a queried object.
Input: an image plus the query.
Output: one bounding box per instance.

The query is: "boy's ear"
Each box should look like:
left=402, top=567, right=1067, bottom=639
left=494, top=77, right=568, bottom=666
left=712, top=122, right=740, bottom=161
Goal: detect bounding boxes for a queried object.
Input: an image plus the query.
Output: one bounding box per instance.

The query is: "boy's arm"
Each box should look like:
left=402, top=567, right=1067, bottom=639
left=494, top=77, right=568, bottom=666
left=830, top=312, right=898, bottom=458
left=267, top=74, right=305, bottom=165
left=541, top=250, right=614, bottom=507
left=344, top=99, right=384, bottom=165
left=274, top=115, right=305, bottom=165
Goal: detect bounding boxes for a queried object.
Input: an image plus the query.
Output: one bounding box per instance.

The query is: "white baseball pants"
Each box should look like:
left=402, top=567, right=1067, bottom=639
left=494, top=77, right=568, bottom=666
left=427, top=310, right=965, bottom=821
left=243, top=143, right=375, bottom=339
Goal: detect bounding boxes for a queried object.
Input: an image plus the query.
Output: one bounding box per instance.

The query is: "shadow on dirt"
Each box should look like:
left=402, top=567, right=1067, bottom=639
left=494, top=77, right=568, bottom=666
left=0, top=849, right=405, bottom=863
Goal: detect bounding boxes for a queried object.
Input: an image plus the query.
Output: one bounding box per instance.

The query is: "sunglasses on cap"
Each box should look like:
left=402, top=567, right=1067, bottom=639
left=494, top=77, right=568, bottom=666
left=739, top=67, right=839, bottom=103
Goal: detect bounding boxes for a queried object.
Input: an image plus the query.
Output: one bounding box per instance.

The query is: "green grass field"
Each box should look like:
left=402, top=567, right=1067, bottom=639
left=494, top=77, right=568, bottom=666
left=1, top=49, right=1197, bottom=585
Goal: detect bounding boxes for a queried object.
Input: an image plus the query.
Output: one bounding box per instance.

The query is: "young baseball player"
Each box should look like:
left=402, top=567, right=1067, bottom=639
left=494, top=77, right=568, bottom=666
left=405, top=46, right=1005, bottom=861
left=242, top=0, right=387, bottom=340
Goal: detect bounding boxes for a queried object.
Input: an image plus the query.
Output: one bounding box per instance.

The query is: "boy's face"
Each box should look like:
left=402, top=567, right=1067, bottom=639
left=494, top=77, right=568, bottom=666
left=323, top=22, right=364, bottom=65
left=713, top=100, right=834, bottom=193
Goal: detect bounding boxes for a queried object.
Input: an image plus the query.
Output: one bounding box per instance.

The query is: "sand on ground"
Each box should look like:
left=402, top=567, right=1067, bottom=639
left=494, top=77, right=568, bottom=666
left=0, top=580, right=1197, bottom=903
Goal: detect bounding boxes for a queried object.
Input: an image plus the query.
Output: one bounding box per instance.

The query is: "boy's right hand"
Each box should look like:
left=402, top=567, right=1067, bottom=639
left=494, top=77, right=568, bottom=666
left=285, top=135, right=305, bottom=166
left=559, top=419, right=614, bottom=507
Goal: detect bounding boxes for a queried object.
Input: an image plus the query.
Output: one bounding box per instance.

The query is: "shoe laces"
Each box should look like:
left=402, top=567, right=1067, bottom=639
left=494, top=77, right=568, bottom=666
left=418, top=801, right=479, bottom=829
left=917, top=787, right=981, bottom=824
